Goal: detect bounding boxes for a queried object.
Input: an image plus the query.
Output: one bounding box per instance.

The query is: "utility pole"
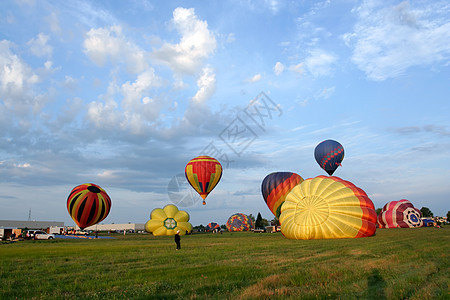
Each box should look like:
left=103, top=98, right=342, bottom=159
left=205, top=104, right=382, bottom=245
left=28, top=208, right=32, bottom=221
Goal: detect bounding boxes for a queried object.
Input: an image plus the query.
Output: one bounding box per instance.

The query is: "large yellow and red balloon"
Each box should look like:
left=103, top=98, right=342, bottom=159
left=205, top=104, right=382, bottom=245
left=185, top=155, right=222, bottom=205
left=67, top=183, right=112, bottom=230
left=145, top=204, right=192, bottom=236
left=261, top=172, right=304, bottom=218
left=280, top=176, right=376, bottom=239
left=377, top=199, right=423, bottom=228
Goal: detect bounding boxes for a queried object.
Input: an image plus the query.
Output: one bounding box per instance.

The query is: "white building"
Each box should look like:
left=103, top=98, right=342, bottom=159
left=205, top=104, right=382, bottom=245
left=82, top=223, right=145, bottom=232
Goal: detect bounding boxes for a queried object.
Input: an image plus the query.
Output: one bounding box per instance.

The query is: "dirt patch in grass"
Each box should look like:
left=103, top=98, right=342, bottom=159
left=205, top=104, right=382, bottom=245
left=237, top=274, right=294, bottom=299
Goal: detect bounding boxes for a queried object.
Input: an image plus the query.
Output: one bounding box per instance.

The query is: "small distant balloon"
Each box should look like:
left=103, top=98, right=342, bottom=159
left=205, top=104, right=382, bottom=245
left=185, top=155, right=222, bottom=205
left=206, top=222, right=220, bottom=232
left=226, top=213, right=253, bottom=232
left=67, top=183, right=111, bottom=230
left=314, top=139, right=344, bottom=175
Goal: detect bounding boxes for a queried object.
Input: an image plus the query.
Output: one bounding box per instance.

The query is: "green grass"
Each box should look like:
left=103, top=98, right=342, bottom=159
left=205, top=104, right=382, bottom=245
left=0, top=227, right=448, bottom=299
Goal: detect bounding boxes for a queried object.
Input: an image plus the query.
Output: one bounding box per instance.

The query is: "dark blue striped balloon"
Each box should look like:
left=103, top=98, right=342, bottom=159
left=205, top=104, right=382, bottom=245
left=314, top=140, right=344, bottom=175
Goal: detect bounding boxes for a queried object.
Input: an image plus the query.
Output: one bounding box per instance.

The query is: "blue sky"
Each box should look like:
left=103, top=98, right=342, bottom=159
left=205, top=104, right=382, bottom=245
left=1, top=0, right=449, bottom=227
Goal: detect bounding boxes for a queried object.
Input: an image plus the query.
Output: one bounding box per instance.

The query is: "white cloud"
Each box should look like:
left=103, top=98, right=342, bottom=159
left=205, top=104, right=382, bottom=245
left=0, top=40, right=41, bottom=116
left=121, top=68, right=163, bottom=122
left=28, top=33, right=53, bottom=57
left=304, top=49, right=337, bottom=77
left=273, top=62, right=285, bottom=75
left=152, top=7, right=216, bottom=75
left=346, top=1, right=450, bottom=81
left=83, top=25, right=147, bottom=74
left=245, top=73, right=262, bottom=83
left=192, top=66, right=216, bottom=104
left=289, top=62, right=304, bottom=75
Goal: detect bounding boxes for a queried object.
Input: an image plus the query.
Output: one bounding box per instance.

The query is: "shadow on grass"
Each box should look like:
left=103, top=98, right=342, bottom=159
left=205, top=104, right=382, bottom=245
left=366, top=268, right=387, bottom=300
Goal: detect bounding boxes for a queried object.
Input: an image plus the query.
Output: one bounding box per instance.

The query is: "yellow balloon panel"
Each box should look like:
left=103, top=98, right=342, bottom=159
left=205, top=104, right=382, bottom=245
left=280, top=176, right=376, bottom=240
left=145, top=204, right=193, bottom=236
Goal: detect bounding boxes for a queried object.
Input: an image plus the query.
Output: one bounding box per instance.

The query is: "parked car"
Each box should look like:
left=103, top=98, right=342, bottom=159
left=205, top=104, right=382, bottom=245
left=25, top=230, right=55, bottom=240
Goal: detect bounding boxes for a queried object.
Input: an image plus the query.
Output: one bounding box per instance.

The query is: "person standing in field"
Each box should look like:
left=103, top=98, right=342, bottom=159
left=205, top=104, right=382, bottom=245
left=175, top=230, right=181, bottom=250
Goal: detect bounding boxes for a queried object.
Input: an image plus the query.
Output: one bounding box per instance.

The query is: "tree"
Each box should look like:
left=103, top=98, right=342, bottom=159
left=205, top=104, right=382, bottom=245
left=447, top=211, right=450, bottom=223
left=255, top=212, right=264, bottom=228
left=271, top=218, right=280, bottom=226
left=420, top=207, right=433, bottom=218
left=375, top=208, right=382, bottom=216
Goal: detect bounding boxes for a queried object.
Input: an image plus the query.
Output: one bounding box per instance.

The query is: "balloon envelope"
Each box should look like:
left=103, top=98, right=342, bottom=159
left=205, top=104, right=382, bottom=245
left=206, top=222, right=220, bottom=231
left=314, top=140, right=344, bottom=175
left=185, top=156, right=222, bottom=205
left=377, top=199, right=423, bottom=228
left=226, top=213, right=253, bottom=232
left=67, top=183, right=112, bottom=230
left=145, top=204, right=192, bottom=236
left=261, top=172, right=303, bottom=218
left=280, top=176, right=376, bottom=239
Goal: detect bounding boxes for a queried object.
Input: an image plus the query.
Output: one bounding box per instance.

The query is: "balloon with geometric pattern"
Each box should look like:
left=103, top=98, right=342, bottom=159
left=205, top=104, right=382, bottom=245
left=67, top=183, right=112, bottom=230
left=261, top=172, right=304, bottom=218
left=226, top=213, right=253, bottom=232
left=185, top=155, right=222, bottom=205
left=314, top=139, right=344, bottom=176
left=280, top=176, right=376, bottom=239
left=377, top=199, right=423, bottom=228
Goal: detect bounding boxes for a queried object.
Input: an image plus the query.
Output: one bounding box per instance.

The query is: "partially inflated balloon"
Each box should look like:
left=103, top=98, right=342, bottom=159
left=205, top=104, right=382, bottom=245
left=280, top=176, right=376, bottom=239
left=67, top=183, right=112, bottom=230
left=377, top=199, right=423, bottom=228
left=145, top=204, right=192, bottom=236
left=261, top=172, right=304, bottom=218
left=226, top=213, right=253, bottom=232
left=314, top=140, right=344, bottom=175
left=206, top=222, right=220, bottom=232
left=185, top=156, right=222, bottom=205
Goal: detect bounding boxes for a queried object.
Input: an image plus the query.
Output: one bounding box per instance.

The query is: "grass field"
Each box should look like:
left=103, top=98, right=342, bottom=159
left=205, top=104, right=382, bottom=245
left=1, top=227, right=448, bottom=299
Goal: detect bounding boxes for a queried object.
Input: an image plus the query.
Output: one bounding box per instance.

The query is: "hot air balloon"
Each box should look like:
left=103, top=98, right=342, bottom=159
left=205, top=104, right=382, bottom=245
left=145, top=204, right=192, bottom=236
left=261, top=172, right=304, bottom=218
left=185, top=155, right=222, bottom=205
left=377, top=199, right=423, bottom=228
left=280, top=176, right=376, bottom=240
left=67, top=183, right=112, bottom=230
left=206, top=222, right=220, bottom=232
left=314, top=139, right=344, bottom=175
left=226, top=213, right=253, bottom=232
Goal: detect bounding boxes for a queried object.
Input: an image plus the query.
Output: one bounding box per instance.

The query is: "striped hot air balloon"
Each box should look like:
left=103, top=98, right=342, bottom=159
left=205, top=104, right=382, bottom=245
left=185, top=155, right=222, bottom=205
left=261, top=172, right=304, bottom=218
left=280, top=176, right=376, bottom=240
left=67, top=183, right=111, bottom=230
left=377, top=199, right=423, bottom=228
left=226, top=213, right=253, bottom=232
left=314, top=140, right=344, bottom=175
left=206, top=222, right=220, bottom=232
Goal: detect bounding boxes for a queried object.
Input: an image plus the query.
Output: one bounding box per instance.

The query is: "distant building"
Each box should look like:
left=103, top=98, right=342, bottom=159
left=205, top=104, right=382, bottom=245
left=0, top=220, right=64, bottom=229
left=81, top=223, right=146, bottom=232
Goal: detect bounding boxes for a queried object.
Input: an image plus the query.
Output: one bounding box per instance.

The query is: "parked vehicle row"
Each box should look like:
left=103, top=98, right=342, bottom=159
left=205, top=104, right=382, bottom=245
left=25, top=230, right=55, bottom=240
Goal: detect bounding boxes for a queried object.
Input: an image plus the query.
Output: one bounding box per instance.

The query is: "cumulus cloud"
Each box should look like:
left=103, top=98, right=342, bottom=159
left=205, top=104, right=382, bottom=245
left=28, top=33, right=53, bottom=57
left=304, top=49, right=337, bottom=77
left=83, top=25, right=147, bottom=74
left=345, top=1, right=450, bottom=81
left=192, top=66, right=216, bottom=104
left=0, top=40, right=42, bottom=116
left=273, top=62, right=284, bottom=75
left=152, top=7, right=216, bottom=75
left=245, top=73, right=262, bottom=83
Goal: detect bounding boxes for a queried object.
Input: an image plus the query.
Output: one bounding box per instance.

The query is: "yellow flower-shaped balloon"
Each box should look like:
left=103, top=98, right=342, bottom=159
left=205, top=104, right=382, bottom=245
left=145, top=204, right=192, bottom=236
